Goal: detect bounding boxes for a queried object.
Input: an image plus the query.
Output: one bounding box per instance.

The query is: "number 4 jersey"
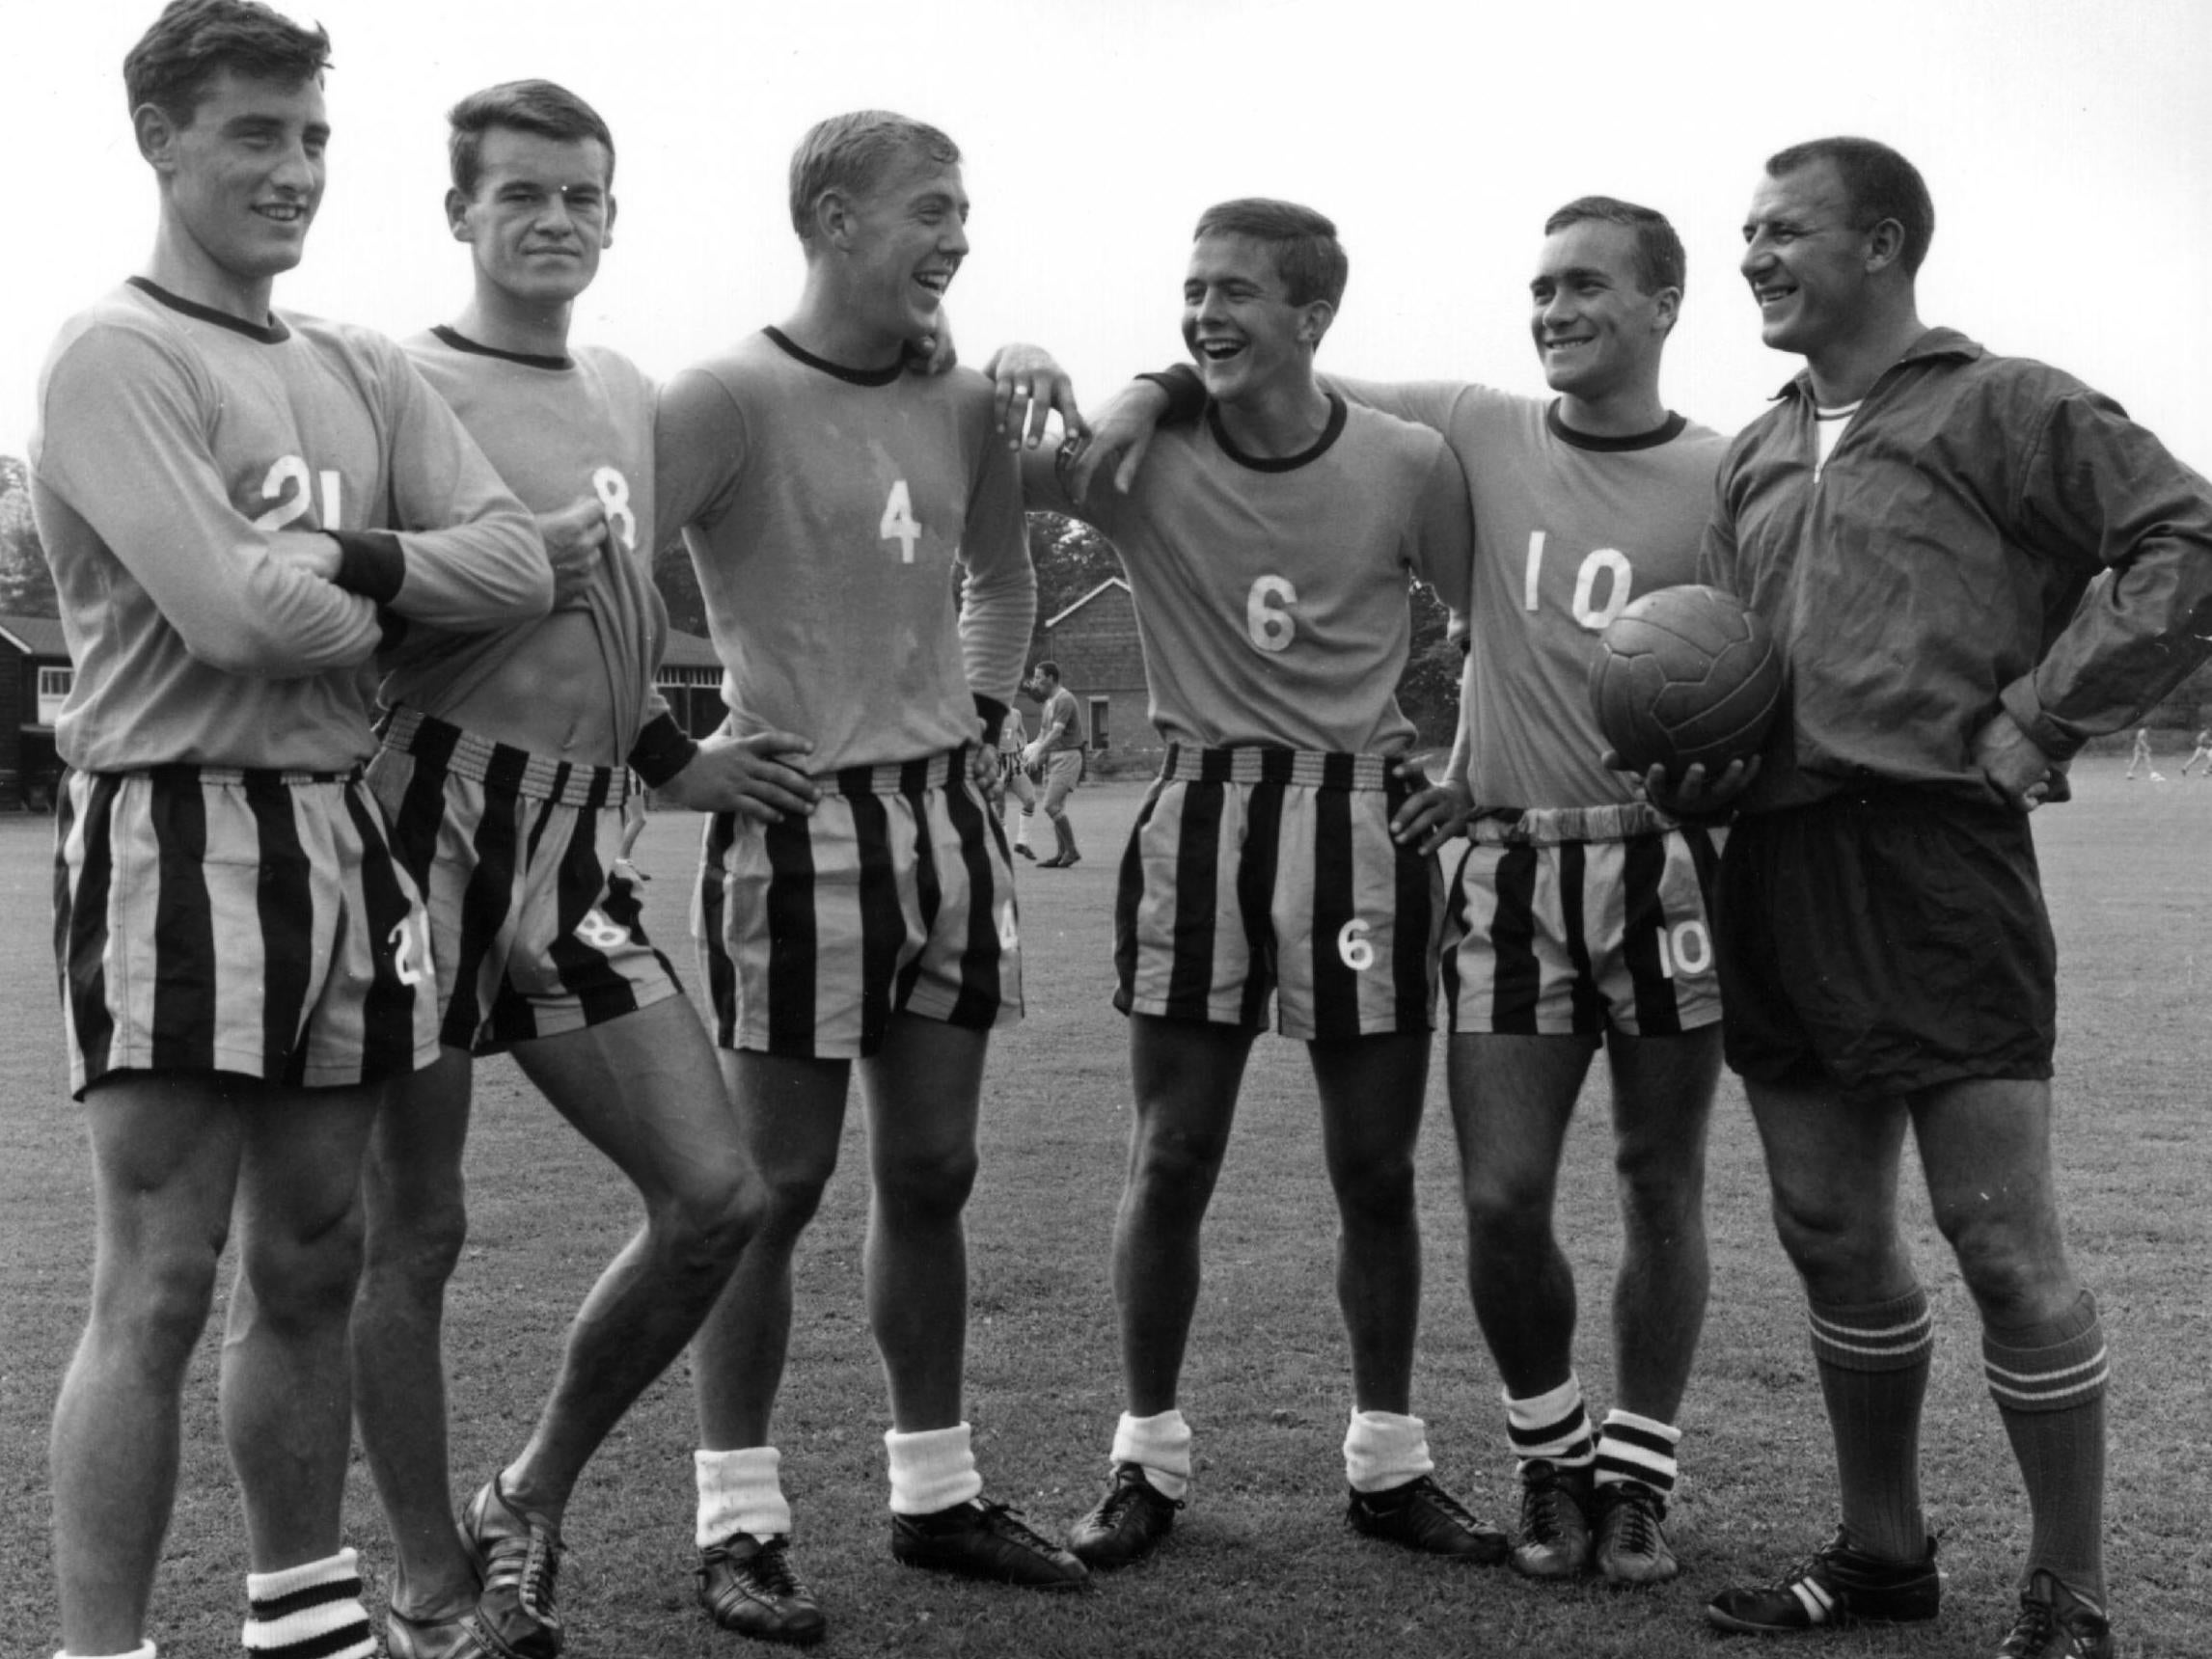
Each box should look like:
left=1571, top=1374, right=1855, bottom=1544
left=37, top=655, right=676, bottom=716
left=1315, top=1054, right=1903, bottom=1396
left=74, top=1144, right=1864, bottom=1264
left=1330, top=378, right=1727, bottom=808
left=654, top=327, right=1033, bottom=773
left=1024, top=394, right=1473, bottom=755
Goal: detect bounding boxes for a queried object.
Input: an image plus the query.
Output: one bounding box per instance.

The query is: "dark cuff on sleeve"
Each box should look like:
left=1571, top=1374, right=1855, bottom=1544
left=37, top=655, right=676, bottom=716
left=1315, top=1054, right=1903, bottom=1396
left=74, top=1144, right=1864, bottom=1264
left=375, top=608, right=409, bottom=654
left=330, top=530, right=406, bottom=605
left=626, top=711, right=700, bottom=789
left=973, top=694, right=1010, bottom=748
left=1136, top=364, right=1207, bottom=426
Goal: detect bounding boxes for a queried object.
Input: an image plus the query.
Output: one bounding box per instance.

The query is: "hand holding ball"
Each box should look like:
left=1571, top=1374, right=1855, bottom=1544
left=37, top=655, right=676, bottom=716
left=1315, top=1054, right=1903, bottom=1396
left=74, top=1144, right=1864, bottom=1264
left=1589, top=585, right=1784, bottom=779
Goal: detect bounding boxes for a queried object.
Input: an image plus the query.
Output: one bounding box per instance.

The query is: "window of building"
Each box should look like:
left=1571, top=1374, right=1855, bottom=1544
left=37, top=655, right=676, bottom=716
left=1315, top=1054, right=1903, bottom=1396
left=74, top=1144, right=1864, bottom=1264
left=1089, top=696, right=1110, bottom=750
left=36, top=666, right=72, bottom=726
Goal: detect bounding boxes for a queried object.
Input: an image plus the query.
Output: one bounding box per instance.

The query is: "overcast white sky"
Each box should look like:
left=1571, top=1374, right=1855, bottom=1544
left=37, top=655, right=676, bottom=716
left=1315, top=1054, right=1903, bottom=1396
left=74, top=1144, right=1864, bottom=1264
left=2, top=0, right=2207, bottom=472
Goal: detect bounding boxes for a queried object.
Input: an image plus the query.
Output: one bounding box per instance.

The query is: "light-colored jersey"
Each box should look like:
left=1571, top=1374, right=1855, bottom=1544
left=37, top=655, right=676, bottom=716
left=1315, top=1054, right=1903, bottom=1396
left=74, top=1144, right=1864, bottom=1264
left=1330, top=378, right=1727, bottom=807
left=390, top=328, right=669, bottom=748
left=655, top=328, right=1033, bottom=773
left=1026, top=395, right=1472, bottom=754
left=29, top=280, right=544, bottom=773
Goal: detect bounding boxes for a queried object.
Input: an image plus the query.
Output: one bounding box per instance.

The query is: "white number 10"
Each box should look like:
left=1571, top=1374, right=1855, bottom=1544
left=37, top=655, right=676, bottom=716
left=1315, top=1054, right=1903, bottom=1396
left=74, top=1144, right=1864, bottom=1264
left=881, top=479, right=920, bottom=563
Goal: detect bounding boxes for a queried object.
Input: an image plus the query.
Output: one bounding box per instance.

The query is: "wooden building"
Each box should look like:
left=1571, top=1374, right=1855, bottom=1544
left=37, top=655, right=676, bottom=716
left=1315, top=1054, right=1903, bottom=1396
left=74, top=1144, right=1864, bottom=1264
left=0, top=612, right=70, bottom=810
left=1035, top=577, right=1156, bottom=764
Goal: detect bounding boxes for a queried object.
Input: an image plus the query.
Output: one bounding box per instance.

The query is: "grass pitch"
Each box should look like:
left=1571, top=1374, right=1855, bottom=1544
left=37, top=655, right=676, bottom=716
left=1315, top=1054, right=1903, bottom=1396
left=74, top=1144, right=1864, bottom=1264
left=1, top=759, right=2206, bottom=1656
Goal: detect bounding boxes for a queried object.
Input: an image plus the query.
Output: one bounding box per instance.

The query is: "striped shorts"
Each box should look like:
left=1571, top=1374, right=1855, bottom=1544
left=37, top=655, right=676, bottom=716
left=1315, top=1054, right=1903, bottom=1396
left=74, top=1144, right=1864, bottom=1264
left=694, top=748, right=1022, bottom=1060
left=53, top=764, right=439, bottom=1099
left=369, top=708, right=682, bottom=1055
left=1442, top=802, right=1723, bottom=1039
left=1113, top=746, right=1441, bottom=1041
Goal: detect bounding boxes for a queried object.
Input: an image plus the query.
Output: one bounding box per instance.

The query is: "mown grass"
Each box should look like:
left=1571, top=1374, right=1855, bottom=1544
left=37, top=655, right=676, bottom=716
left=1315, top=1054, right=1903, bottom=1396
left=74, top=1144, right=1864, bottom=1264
left=2, top=757, right=2206, bottom=1656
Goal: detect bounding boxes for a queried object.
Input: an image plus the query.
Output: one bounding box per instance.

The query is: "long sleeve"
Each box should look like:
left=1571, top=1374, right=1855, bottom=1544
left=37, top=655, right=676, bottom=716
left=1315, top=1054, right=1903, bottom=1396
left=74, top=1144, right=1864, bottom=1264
left=36, top=322, right=381, bottom=678
left=1999, top=392, right=2212, bottom=757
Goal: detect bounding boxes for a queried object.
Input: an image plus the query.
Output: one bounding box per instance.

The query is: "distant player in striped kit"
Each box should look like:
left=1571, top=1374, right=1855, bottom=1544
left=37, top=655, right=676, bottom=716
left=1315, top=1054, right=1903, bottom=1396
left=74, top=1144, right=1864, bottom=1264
left=347, top=82, right=814, bottom=1659
left=657, top=110, right=1078, bottom=1645
left=1018, top=200, right=1496, bottom=1573
left=997, top=700, right=1039, bottom=857
left=30, top=7, right=550, bottom=1659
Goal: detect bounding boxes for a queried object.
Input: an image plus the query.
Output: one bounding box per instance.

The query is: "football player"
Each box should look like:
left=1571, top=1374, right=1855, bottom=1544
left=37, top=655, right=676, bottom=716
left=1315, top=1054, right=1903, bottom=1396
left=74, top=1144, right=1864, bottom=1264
left=657, top=109, right=1075, bottom=1646
left=1017, top=199, right=1494, bottom=1574
left=32, top=5, right=548, bottom=1656
left=349, top=79, right=816, bottom=1659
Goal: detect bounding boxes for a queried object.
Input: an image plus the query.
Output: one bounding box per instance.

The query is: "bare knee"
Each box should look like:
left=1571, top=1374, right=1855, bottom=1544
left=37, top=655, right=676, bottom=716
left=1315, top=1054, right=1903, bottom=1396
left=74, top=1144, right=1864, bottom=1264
left=1129, top=1121, right=1230, bottom=1228
left=92, top=1241, right=223, bottom=1380
left=1331, top=1147, right=1416, bottom=1233
left=362, top=1181, right=468, bottom=1295
left=875, top=1142, right=978, bottom=1228
left=240, top=1208, right=367, bottom=1336
left=653, top=1160, right=761, bottom=1278
left=1614, top=1140, right=1706, bottom=1250
left=1769, top=1190, right=1900, bottom=1301
left=1934, top=1202, right=2071, bottom=1324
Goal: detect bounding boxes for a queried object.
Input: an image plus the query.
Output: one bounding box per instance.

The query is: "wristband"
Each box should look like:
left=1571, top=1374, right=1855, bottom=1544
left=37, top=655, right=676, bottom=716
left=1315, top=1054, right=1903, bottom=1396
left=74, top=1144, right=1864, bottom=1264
left=626, top=710, right=700, bottom=789
left=329, top=530, right=405, bottom=605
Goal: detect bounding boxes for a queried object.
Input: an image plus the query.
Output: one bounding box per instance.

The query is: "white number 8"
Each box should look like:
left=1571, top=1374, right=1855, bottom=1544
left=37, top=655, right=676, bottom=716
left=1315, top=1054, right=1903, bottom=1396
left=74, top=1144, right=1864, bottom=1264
left=1246, top=574, right=1297, bottom=653
left=1337, top=917, right=1375, bottom=972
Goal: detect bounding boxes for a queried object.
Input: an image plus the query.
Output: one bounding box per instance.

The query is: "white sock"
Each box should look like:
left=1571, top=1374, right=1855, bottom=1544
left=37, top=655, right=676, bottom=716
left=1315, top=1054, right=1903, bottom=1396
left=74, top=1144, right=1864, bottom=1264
left=884, top=1422, right=983, bottom=1515
left=1014, top=809, right=1032, bottom=845
left=1504, top=1373, right=1596, bottom=1473
left=1343, top=1408, right=1434, bottom=1493
left=1110, top=1408, right=1194, bottom=1501
left=696, top=1445, right=793, bottom=1547
left=241, top=1548, right=373, bottom=1658
left=57, top=1646, right=156, bottom=1659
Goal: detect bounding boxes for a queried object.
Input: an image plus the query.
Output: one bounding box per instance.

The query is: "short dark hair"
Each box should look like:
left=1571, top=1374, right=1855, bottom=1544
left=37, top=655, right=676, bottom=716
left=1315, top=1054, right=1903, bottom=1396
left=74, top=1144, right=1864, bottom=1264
left=1765, top=136, right=1935, bottom=276
left=1033, top=661, right=1061, bottom=683
left=124, top=0, right=331, bottom=125
left=448, top=79, right=614, bottom=198
left=789, top=111, right=960, bottom=243
left=1543, top=195, right=1685, bottom=299
left=1192, top=198, right=1348, bottom=310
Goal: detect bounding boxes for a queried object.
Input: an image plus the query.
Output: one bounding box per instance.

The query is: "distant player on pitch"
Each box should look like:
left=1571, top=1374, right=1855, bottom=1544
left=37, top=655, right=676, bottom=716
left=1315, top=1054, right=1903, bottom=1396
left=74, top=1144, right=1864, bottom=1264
left=32, top=6, right=550, bottom=1657
left=350, top=80, right=822, bottom=1659
left=1016, top=199, right=1495, bottom=1572
left=1023, top=659, right=1086, bottom=866
left=1073, top=196, right=1729, bottom=1585
left=656, top=109, right=1077, bottom=1646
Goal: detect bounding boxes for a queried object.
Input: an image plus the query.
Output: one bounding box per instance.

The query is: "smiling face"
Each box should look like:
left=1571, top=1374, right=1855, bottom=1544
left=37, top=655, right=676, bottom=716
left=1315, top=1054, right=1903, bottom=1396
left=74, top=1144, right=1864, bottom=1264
left=838, top=150, right=969, bottom=347
left=1528, top=219, right=1674, bottom=404
left=145, top=68, right=327, bottom=297
left=1181, top=232, right=1323, bottom=407
left=1739, top=158, right=1879, bottom=360
left=449, top=125, right=614, bottom=310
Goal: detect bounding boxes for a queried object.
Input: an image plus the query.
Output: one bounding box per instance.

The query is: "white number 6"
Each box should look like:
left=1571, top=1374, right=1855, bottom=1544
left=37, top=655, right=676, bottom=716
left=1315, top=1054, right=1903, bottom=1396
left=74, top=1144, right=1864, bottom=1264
left=1246, top=574, right=1297, bottom=653
left=1337, top=917, right=1375, bottom=971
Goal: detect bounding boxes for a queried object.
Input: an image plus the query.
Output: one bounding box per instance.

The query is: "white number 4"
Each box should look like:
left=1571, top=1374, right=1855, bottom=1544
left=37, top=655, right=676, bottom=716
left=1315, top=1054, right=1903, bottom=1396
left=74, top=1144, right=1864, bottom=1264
left=881, top=479, right=920, bottom=563
left=1337, top=917, right=1375, bottom=971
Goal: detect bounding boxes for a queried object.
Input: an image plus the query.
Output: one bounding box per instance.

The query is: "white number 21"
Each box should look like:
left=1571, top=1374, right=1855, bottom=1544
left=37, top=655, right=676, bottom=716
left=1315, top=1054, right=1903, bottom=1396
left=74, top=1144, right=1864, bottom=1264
left=880, top=479, right=920, bottom=563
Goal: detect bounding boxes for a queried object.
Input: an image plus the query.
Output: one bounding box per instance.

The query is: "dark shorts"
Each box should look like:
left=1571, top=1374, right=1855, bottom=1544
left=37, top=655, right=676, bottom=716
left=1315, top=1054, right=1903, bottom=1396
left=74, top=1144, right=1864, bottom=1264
left=1714, top=788, right=2056, bottom=1101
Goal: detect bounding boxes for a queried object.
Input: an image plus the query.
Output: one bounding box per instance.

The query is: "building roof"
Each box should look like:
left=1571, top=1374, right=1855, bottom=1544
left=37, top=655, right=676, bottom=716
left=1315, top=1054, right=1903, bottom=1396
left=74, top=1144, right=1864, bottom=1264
left=0, top=613, right=68, bottom=658
left=660, top=627, right=722, bottom=668
left=1044, top=576, right=1131, bottom=631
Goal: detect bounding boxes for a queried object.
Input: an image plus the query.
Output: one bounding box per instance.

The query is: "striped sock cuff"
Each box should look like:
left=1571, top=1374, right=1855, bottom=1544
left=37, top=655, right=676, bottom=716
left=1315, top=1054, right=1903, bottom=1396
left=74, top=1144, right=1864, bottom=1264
left=241, top=1548, right=373, bottom=1658
left=1594, top=1408, right=1682, bottom=1496
left=1808, top=1287, right=1935, bottom=1374
left=1984, top=1293, right=2110, bottom=1414
left=1505, top=1376, right=1595, bottom=1470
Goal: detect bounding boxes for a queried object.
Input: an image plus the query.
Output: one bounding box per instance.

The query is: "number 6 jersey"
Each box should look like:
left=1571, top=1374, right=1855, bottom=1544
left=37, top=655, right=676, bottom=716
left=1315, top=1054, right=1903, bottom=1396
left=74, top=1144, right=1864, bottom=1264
left=1024, top=394, right=1473, bottom=756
